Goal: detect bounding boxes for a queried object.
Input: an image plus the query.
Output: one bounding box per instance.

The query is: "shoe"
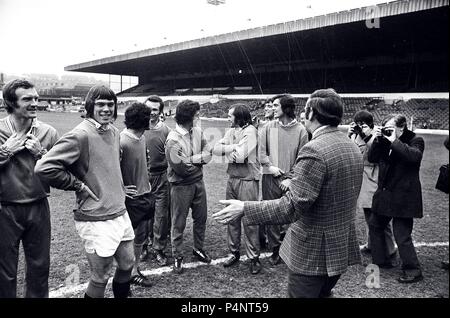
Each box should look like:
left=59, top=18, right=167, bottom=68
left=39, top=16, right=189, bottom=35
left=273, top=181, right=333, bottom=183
left=441, top=261, right=449, bottom=270
left=361, top=246, right=371, bottom=255
left=140, top=245, right=150, bottom=262
left=154, top=249, right=168, bottom=266
left=397, top=272, right=423, bottom=284
left=223, top=253, right=240, bottom=268
left=129, top=269, right=152, bottom=287
left=269, top=248, right=281, bottom=266
left=250, top=258, right=262, bottom=275
left=377, top=261, right=397, bottom=269
left=260, top=238, right=268, bottom=250
left=173, top=257, right=184, bottom=274
left=193, top=248, right=212, bottom=264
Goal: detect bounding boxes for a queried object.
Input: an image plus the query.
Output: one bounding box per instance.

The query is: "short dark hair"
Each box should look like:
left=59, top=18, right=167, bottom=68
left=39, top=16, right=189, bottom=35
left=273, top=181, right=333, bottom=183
left=353, top=110, right=374, bottom=128
left=145, top=95, right=164, bottom=113
left=84, top=85, right=118, bottom=120
left=124, top=103, right=151, bottom=130
left=306, top=89, right=343, bottom=127
left=3, top=79, right=35, bottom=113
left=382, top=113, right=407, bottom=129
left=174, top=100, right=200, bottom=125
left=278, top=95, right=296, bottom=119
left=230, top=104, right=252, bottom=128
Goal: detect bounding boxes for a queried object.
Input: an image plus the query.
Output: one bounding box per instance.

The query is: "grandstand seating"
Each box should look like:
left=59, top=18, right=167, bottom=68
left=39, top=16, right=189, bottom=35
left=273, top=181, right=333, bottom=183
left=198, top=97, right=449, bottom=130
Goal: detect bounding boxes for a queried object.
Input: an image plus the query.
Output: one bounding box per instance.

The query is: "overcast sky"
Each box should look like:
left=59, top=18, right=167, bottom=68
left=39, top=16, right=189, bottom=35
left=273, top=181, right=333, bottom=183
left=0, top=0, right=384, bottom=79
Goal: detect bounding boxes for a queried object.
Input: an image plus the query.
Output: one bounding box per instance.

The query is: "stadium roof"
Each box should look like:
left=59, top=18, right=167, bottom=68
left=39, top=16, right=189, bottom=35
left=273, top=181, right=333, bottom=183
left=65, top=0, right=448, bottom=75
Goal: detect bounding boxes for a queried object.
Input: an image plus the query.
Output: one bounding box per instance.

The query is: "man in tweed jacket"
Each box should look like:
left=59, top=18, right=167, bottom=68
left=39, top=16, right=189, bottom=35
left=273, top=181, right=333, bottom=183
left=214, top=89, right=364, bottom=298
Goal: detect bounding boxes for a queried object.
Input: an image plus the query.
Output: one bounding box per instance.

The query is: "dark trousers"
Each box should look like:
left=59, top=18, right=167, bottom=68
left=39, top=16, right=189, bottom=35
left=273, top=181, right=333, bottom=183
left=261, top=174, right=288, bottom=250
left=369, top=214, right=421, bottom=275
left=170, top=180, right=208, bottom=259
left=148, top=172, right=170, bottom=251
left=0, top=199, right=51, bottom=298
left=287, top=269, right=341, bottom=298
left=226, top=178, right=260, bottom=259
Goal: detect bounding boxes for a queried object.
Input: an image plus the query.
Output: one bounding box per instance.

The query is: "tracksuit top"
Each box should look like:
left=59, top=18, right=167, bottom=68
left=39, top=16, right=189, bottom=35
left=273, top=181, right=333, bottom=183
left=35, top=119, right=127, bottom=222
left=165, top=125, right=212, bottom=186
left=144, top=122, right=171, bottom=175
left=0, top=117, right=59, bottom=204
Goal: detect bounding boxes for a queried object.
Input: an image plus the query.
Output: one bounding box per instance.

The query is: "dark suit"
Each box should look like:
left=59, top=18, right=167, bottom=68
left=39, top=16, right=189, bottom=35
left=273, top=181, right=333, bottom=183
left=243, top=126, right=364, bottom=297
left=368, top=129, right=424, bottom=274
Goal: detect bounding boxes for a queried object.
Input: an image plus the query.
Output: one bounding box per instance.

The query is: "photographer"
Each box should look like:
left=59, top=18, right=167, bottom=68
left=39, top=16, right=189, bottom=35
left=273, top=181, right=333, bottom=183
left=368, top=114, right=424, bottom=284
left=348, top=111, right=396, bottom=260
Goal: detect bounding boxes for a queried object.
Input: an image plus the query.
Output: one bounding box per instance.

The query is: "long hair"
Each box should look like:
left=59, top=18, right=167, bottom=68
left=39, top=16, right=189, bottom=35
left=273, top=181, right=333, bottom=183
left=231, top=103, right=252, bottom=128
left=84, top=85, right=118, bottom=120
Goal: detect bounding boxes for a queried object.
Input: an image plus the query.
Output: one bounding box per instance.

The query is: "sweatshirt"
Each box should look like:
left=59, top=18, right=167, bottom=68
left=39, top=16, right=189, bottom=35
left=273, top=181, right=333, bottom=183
left=120, top=129, right=151, bottom=196
left=213, top=124, right=260, bottom=180
left=35, top=119, right=126, bottom=222
left=258, top=119, right=308, bottom=178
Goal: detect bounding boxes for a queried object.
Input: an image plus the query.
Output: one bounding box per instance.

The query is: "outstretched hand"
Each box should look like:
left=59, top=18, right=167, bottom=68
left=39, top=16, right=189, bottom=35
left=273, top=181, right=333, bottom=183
left=213, top=200, right=245, bottom=224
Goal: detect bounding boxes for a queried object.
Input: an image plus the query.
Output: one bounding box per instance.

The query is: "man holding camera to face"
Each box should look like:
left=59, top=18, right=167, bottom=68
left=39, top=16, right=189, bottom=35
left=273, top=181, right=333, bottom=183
left=367, top=114, right=424, bottom=284
left=348, top=111, right=397, bottom=260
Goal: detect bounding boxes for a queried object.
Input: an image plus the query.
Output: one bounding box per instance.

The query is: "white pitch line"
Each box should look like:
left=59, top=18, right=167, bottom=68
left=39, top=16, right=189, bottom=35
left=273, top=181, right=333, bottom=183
left=49, top=241, right=448, bottom=298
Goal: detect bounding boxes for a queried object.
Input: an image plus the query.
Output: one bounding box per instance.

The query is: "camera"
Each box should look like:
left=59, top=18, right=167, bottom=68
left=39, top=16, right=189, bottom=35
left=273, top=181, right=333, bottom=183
left=381, top=127, right=393, bottom=137
left=353, top=124, right=362, bottom=135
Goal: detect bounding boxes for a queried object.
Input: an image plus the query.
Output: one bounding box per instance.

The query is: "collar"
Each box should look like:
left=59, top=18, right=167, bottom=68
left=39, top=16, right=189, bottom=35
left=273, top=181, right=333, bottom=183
left=6, top=116, right=39, bottom=135
left=399, top=129, right=415, bottom=144
left=236, top=123, right=250, bottom=132
left=277, top=118, right=298, bottom=128
left=149, top=120, right=163, bottom=130
left=175, top=124, right=190, bottom=136
left=312, top=125, right=330, bottom=139
left=121, top=128, right=143, bottom=141
left=85, top=118, right=110, bottom=132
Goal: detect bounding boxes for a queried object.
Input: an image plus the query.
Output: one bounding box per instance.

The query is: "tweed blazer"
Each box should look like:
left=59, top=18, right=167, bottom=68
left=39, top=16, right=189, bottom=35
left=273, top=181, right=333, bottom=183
left=243, top=126, right=363, bottom=276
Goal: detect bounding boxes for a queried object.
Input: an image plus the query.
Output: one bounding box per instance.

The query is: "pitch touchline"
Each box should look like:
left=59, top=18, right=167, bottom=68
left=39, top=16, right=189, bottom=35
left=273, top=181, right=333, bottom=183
left=49, top=241, right=449, bottom=298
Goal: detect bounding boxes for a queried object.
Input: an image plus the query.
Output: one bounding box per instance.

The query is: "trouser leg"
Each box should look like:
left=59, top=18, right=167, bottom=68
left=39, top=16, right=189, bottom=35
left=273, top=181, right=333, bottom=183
left=0, top=205, right=23, bottom=298
left=262, top=175, right=284, bottom=250
left=170, top=184, right=194, bottom=258
left=392, top=217, right=421, bottom=276
left=21, top=199, right=50, bottom=298
left=287, top=270, right=339, bottom=298
left=368, top=214, right=392, bottom=265
left=151, top=173, right=170, bottom=251
left=237, top=179, right=260, bottom=259
left=191, top=180, right=208, bottom=251
left=226, top=179, right=241, bottom=254
left=365, top=208, right=396, bottom=256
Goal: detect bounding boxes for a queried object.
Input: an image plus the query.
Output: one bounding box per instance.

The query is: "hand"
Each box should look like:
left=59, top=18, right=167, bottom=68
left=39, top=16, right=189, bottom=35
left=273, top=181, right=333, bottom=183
left=385, top=128, right=397, bottom=143
left=280, top=179, right=291, bottom=192
left=24, top=133, right=43, bottom=156
left=268, top=166, right=284, bottom=177
left=213, top=200, right=245, bottom=224
left=77, top=184, right=100, bottom=207
left=373, top=126, right=383, bottom=138
left=348, top=122, right=357, bottom=136
left=124, top=185, right=138, bottom=199
left=2, top=133, right=26, bottom=154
